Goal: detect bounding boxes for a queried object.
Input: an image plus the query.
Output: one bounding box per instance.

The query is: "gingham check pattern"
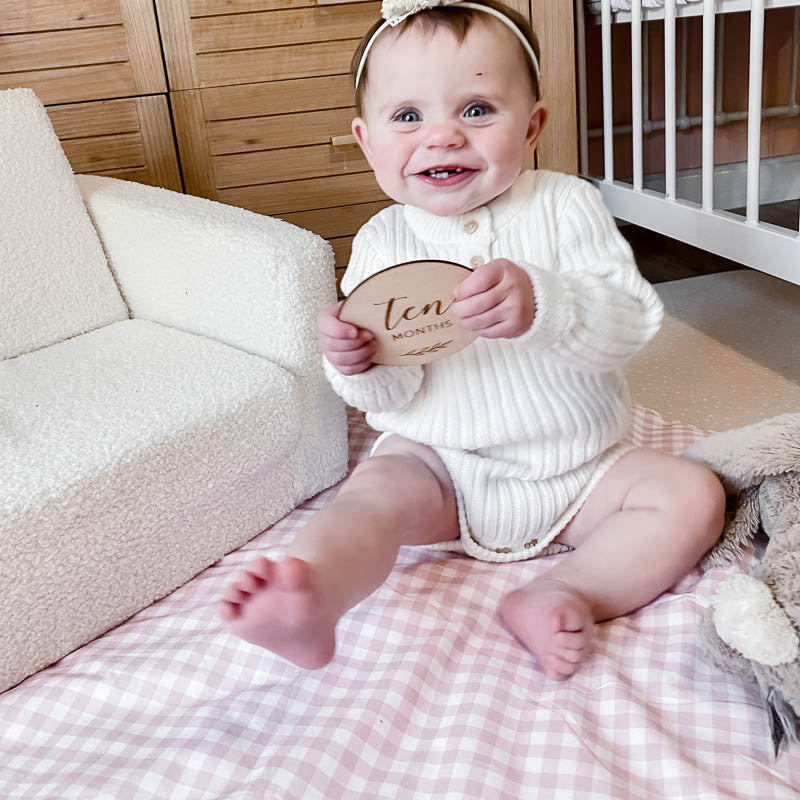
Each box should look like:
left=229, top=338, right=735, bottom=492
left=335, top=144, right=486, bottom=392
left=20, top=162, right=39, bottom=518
left=1, top=406, right=798, bottom=799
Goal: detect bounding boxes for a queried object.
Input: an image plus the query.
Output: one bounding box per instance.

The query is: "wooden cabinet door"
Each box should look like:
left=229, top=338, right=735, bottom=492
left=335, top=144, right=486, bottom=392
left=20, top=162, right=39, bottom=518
left=158, top=1, right=391, bottom=275
left=155, top=0, right=379, bottom=90
left=47, top=96, right=182, bottom=191
left=170, top=75, right=389, bottom=275
left=1, top=1, right=180, bottom=190
left=0, top=0, right=166, bottom=103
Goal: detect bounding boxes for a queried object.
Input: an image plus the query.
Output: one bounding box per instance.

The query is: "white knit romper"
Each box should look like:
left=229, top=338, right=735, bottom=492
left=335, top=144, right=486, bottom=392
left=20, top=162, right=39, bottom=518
left=324, top=170, right=664, bottom=563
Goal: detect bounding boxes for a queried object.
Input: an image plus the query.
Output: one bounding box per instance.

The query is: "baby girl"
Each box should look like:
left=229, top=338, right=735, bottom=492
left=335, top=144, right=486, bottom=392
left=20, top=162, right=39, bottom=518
left=221, top=0, right=725, bottom=680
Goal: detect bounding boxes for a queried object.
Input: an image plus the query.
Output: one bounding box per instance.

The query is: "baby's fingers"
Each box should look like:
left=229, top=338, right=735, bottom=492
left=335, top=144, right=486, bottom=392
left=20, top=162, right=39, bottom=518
left=451, top=285, right=505, bottom=321
left=333, top=339, right=376, bottom=367
left=456, top=303, right=507, bottom=334
left=322, top=329, right=373, bottom=353
left=317, top=301, right=359, bottom=340
left=454, top=261, right=504, bottom=301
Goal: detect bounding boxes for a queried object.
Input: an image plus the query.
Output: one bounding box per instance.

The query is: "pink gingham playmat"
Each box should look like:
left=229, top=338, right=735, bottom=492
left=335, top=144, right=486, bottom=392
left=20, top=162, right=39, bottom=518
left=1, top=406, right=798, bottom=799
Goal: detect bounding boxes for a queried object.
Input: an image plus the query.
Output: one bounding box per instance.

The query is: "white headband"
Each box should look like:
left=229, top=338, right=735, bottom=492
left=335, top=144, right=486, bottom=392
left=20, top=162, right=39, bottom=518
left=355, top=0, right=541, bottom=91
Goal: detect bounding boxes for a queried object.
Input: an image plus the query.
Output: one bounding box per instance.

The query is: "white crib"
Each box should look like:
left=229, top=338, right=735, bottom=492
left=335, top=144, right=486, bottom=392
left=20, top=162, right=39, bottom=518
left=575, top=0, right=800, bottom=285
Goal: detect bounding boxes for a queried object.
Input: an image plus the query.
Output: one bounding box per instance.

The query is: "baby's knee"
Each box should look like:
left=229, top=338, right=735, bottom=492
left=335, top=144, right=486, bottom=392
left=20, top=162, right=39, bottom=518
left=346, top=452, right=454, bottom=537
left=349, top=453, right=411, bottom=491
left=348, top=453, right=440, bottom=507
left=674, top=459, right=726, bottom=542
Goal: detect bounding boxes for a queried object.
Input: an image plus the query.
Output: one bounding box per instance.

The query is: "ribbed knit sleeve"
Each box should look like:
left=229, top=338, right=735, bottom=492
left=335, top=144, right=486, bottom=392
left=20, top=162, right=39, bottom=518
left=324, top=215, right=424, bottom=413
left=323, top=358, right=424, bottom=413
left=515, top=180, right=663, bottom=372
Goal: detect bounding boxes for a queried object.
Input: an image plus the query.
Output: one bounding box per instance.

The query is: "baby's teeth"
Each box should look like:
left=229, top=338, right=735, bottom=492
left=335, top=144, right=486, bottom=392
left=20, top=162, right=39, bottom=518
left=425, top=168, right=467, bottom=179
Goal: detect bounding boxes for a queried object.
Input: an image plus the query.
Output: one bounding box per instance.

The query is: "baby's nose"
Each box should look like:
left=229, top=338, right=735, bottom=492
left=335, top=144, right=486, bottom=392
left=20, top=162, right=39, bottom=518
left=425, top=122, right=466, bottom=148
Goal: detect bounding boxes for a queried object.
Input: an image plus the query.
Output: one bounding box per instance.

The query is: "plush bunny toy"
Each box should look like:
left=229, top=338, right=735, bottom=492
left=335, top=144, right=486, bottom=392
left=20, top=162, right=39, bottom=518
left=684, top=412, right=800, bottom=756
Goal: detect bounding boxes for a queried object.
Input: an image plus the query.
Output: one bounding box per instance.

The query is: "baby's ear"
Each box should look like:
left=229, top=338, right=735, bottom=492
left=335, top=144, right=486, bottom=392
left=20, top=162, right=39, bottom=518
left=525, top=102, right=548, bottom=151
left=351, top=118, right=374, bottom=164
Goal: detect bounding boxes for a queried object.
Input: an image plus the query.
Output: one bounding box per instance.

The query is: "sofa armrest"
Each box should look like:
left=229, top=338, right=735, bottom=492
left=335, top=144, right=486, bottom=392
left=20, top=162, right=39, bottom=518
left=75, top=174, right=335, bottom=376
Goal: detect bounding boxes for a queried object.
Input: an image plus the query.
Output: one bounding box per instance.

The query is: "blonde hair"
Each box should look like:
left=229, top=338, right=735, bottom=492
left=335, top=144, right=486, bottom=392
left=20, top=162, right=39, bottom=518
left=350, top=0, right=542, bottom=116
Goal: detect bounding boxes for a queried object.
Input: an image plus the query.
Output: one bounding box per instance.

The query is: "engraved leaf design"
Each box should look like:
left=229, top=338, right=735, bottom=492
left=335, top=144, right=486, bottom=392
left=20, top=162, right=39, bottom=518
left=400, top=339, right=453, bottom=357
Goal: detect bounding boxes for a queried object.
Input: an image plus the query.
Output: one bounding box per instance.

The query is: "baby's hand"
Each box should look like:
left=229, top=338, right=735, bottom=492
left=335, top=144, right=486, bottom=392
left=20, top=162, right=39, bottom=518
left=451, top=258, right=535, bottom=339
left=317, top=301, right=376, bottom=375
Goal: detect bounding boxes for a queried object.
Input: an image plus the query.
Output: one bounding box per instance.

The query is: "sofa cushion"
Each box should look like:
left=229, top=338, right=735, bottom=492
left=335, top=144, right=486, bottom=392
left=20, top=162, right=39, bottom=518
left=0, top=88, right=127, bottom=360
left=1, top=319, right=299, bottom=524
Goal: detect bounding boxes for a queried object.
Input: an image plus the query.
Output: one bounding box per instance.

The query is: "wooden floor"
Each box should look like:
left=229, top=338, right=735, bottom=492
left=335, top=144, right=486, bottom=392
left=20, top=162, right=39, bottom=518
left=621, top=199, right=799, bottom=284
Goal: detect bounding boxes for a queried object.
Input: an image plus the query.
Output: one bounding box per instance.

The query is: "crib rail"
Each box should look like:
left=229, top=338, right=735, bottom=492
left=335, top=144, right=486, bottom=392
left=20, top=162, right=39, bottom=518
left=577, top=0, right=800, bottom=285
left=586, top=0, right=800, bottom=23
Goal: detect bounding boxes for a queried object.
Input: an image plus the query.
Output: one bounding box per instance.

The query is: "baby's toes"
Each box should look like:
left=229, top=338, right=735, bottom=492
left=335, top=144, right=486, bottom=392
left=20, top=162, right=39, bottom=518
left=219, top=576, right=261, bottom=620
left=554, top=630, right=588, bottom=655
left=219, top=599, right=241, bottom=621
left=550, top=604, right=586, bottom=634
left=251, top=556, right=275, bottom=581
left=239, top=570, right=267, bottom=593
left=222, top=584, right=251, bottom=608
left=275, top=556, right=313, bottom=591
left=543, top=652, right=580, bottom=681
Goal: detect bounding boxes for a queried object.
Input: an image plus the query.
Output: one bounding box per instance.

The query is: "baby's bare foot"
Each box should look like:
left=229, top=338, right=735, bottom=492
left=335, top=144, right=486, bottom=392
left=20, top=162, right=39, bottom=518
left=220, top=556, right=336, bottom=669
left=499, top=577, right=595, bottom=680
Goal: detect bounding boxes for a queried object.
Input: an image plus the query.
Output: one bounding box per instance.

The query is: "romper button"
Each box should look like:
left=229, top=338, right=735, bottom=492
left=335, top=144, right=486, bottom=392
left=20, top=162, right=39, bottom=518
left=470, top=255, right=484, bottom=267
left=463, top=220, right=478, bottom=233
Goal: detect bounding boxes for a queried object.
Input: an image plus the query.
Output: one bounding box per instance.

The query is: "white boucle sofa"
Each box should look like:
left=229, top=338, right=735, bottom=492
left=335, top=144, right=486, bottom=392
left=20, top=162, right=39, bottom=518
left=0, top=88, right=348, bottom=693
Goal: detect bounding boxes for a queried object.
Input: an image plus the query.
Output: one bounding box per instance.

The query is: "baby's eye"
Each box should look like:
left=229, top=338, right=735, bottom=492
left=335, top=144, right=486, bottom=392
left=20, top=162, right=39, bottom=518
left=464, top=104, right=489, bottom=118
left=394, top=109, right=421, bottom=123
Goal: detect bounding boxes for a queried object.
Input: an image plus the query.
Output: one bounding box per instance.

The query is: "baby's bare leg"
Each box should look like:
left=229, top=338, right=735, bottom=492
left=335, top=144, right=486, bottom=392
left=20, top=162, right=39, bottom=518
left=220, top=435, right=458, bottom=668
left=499, top=449, right=725, bottom=680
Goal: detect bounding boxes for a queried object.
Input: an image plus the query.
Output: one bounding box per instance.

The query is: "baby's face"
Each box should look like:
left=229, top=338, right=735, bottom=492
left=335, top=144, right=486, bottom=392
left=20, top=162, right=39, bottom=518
left=352, top=19, right=545, bottom=217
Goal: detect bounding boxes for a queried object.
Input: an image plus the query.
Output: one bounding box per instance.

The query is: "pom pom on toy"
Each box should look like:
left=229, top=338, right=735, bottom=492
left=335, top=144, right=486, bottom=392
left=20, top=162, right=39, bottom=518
left=712, top=573, right=800, bottom=666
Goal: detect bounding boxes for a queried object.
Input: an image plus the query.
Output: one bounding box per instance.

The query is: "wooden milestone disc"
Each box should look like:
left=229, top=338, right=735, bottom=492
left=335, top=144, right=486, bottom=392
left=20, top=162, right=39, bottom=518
left=338, top=259, right=477, bottom=366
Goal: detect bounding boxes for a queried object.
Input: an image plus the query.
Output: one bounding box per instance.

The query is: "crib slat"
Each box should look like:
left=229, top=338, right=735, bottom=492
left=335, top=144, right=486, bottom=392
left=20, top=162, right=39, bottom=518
left=601, top=0, right=613, bottom=182
left=632, top=0, right=643, bottom=191
left=643, top=20, right=650, bottom=126
left=746, top=0, right=765, bottom=223
left=715, top=14, right=725, bottom=117
left=664, top=0, right=676, bottom=199
left=680, top=18, right=688, bottom=122
left=702, top=0, right=715, bottom=211
left=794, top=8, right=799, bottom=237
left=791, top=8, right=799, bottom=115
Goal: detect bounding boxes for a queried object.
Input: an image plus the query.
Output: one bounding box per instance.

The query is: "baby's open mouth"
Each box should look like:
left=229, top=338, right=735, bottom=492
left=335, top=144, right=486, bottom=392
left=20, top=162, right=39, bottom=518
left=421, top=167, right=467, bottom=179
left=416, top=166, right=476, bottom=185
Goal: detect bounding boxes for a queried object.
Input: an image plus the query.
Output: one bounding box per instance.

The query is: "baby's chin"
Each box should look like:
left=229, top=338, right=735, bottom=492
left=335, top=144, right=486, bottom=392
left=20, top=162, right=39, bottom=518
left=403, top=190, right=494, bottom=218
